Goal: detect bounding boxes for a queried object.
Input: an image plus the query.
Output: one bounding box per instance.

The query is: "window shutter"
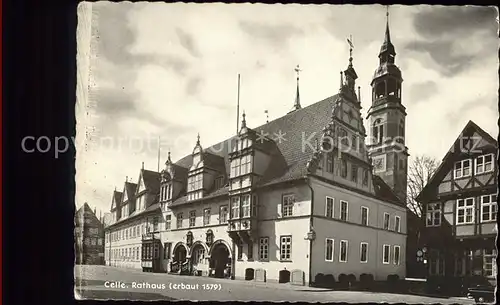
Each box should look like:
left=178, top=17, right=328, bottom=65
left=277, top=200, right=282, bottom=218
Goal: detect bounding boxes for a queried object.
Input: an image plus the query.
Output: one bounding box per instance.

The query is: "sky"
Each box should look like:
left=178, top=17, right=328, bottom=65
left=76, top=3, right=499, bottom=216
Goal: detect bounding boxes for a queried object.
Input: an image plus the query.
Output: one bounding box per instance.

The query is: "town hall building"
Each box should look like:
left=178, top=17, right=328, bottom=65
left=104, top=15, right=409, bottom=286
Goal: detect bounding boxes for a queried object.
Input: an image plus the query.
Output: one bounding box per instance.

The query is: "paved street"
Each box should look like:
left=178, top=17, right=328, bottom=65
left=75, top=265, right=474, bottom=303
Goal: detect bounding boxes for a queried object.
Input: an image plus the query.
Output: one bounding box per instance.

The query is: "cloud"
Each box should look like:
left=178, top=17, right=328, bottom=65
left=404, top=6, right=498, bottom=77
left=412, top=6, right=498, bottom=39
left=408, top=81, right=438, bottom=104
left=239, top=21, right=304, bottom=49
left=175, top=28, right=201, bottom=58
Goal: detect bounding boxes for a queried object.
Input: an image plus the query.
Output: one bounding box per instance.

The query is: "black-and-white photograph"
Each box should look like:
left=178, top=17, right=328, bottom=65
left=74, top=3, right=498, bottom=303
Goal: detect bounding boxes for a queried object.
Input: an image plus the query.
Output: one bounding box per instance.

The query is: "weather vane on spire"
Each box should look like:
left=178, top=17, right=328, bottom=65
left=294, top=64, right=301, bottom=81
left=347, top=35, right=354, bottom=67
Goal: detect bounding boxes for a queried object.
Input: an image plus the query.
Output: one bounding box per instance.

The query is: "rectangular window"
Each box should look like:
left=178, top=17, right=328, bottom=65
left=383, top=213, right=390, bottom=230
left=259, top=237, right=269, bottom=261
left=241, top=155, right=252, bottom=175
left=214, top=176, right=225, bottom=190
left=241, top=195, right=251, bottom=217
left=325, top=197, right=334, bottom=218
left=176, top=213, right=183, bottom=229
left=248, top=242, right=253, bottom=260
left=325, top=238, right=334, bottom=262
left=360, top=242, right=368, bottom=263
left=340, top=200, right=348, bottom=221
left=187, top=176, right=195, bottom=192
left=383, top=244, right=390, bottom=264
left=282, top=194, right=295, bottom=217
left=339, top=240, right=348, bottom=262
left=426, top=203, right=442, bottom=226
left=280, top=236, right=292, bottom=261
left=340, top=159, right=348, bottom=178
left=219, top=205, right=228, bottom=224
left=351, top=165, right=358, bottom=183
left=231, top=158, right=241, bottom=177
left=362, top=169, right=369, bottom=186
left=231, top=197, right=240, bottom=219
left=165, top=215, right=171, bottom=230
left=475, top=154, right=494, bottom=174
left=326, top=153, right=334, bottom=173
left=153, top=217, right=159, bottom=232
left=98, top=238, right=102, bottom=245
left=189, top=210, right=196, bottom=227
left=457, top=198, right=475, bottom=224
left=454, top=159, right=471, bottom=179
left=195, top=174, right=202, bottom=190
left=203, top=208, right=211, bottom=225
left=163, top=243, right=172, bottom=259
left=481, top=194, right=497, bottom=222
left=483, top=249, right=497, bottom=277
left=394, top=245, right=401, bottom=265
left=361, top=206, right=369, bottom=226
left=395, top=216, right=401, bottom=232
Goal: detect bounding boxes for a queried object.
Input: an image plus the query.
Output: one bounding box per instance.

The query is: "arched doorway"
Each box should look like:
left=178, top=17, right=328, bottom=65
left=209, top=240, right=231, bottom=278
left=173, top=243, right=188, bottom=262
left=190, top=242, right=209, bottom=275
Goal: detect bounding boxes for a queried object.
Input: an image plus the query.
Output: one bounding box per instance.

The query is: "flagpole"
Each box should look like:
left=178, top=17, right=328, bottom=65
left=157, top=136, right=160, bottom=172
left=237, top=74, right=241, bottom=134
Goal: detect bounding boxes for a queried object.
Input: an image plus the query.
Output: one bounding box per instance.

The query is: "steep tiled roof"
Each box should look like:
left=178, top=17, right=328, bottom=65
left=142, top=169, right=161, bottom=194
left=372, top=175, right=403, bottom=205
left=170, top=186, right=229, bottom=207
left=111, top=191, right=123, bottom=211
left=125, top=182, right=137, bottom=202
left=173, top=95, right=338, bottom=189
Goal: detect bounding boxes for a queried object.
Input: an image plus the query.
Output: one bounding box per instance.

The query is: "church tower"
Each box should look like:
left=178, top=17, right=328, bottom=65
left=367, top=9, right=409, bottom=203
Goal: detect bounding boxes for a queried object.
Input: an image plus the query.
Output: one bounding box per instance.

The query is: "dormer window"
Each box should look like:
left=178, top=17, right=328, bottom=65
left=187, top=174, right=203, bottom=193
left=230, top=155, right=252, bottom=178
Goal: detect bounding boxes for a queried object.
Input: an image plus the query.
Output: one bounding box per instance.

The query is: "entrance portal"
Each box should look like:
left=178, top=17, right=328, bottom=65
left=173, top=244, right=187, bottom=262
left=210, top=243, right=230, bottom=278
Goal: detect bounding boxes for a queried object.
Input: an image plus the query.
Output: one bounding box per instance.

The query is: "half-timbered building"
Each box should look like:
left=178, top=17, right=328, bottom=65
left=416, top=121, right=497, bottom=283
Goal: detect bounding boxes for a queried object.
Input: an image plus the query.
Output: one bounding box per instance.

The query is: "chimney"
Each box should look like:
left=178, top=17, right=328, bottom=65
left=142, top=162, right=144, bottom=170
left=126, top=176, right=128, bottom=182
left=94, top=207, right=96, bottom=215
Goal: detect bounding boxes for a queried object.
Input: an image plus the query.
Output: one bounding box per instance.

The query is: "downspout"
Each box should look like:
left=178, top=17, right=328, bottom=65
left=305, top=176, right=314, bottom=287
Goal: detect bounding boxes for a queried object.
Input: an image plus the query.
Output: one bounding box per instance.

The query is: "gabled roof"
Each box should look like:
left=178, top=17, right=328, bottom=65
left=416, top=120, right=497, bottom=202
left=75, top=203, right=101, bottom=226
left=141, top=169, right=161, bottom=194
left=111, top=191, right=123, bottom=211
left=124, top=182, right=137, bottom=203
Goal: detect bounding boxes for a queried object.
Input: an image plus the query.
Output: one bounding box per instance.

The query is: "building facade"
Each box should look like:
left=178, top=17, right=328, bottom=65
left=417, top=121, right=497, bottom=284
left=104, top=16, right=408, bottom=285
left=75, top=203, right=105, bottom=265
